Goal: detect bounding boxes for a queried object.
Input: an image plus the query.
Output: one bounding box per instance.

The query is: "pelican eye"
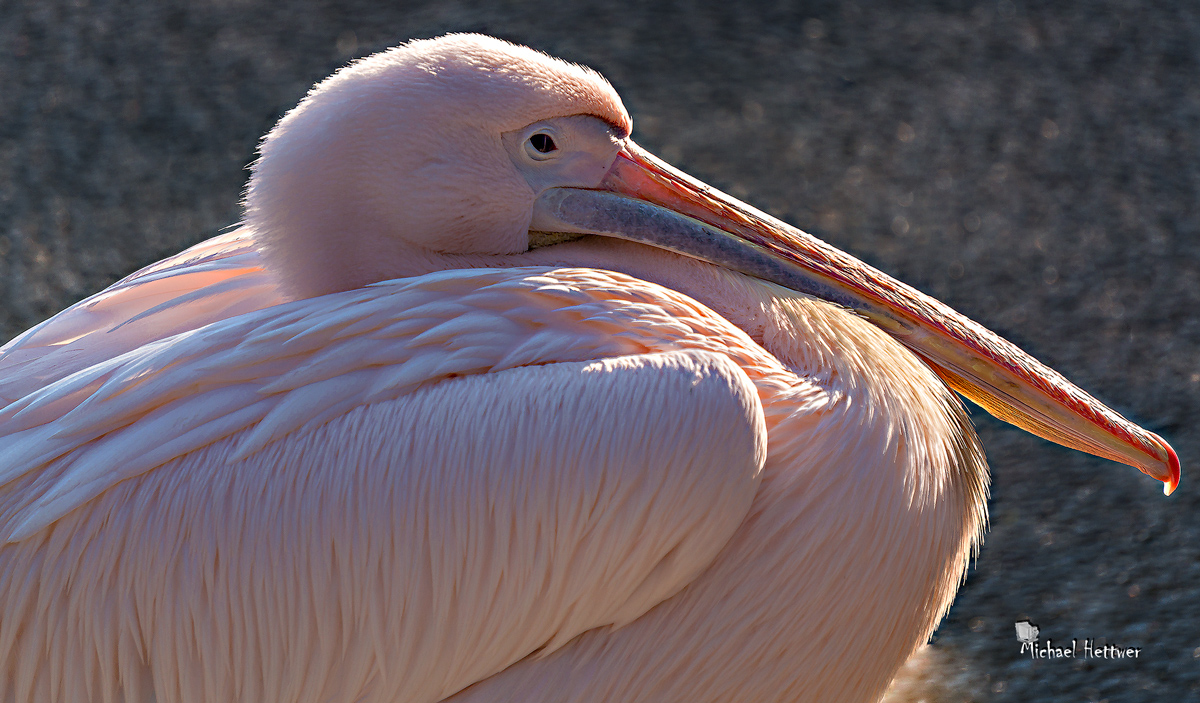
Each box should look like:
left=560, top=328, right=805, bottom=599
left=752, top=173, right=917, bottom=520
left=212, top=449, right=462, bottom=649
left=525, top=132, right=559, bottom=160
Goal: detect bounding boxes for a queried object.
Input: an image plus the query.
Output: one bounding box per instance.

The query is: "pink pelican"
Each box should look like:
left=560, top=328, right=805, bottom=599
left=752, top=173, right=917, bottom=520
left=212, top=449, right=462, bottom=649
left=0, top=34, right=1178, bottom=703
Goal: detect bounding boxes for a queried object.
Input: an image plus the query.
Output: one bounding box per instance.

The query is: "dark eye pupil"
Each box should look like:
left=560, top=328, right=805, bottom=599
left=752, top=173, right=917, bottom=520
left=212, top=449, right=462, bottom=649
left=530, top=133, right=557, bottom=153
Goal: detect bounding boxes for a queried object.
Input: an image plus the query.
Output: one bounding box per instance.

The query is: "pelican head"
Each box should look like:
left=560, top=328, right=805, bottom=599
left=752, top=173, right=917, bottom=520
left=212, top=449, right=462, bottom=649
left=247, top=34, right=631, bottom=294
left=245, top=33, right=1178, bottom=493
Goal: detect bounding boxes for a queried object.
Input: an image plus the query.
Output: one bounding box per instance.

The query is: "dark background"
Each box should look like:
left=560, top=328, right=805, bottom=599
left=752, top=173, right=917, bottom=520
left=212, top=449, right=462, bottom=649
left=3, top=1, right=1198, bottom=700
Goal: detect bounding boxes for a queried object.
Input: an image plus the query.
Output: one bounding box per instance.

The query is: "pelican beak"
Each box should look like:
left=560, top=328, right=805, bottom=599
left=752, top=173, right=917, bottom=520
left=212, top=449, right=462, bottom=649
left=530, top=140, right=1180, bottom=495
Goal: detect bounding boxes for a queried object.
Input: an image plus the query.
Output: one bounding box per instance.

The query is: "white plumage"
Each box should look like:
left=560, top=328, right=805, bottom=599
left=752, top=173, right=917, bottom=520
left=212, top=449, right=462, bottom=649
left=0, top=33, right=1174, bottom=703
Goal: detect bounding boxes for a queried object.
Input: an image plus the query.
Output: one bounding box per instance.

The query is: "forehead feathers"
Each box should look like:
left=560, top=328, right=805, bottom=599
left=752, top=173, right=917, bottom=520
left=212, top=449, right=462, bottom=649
left=282, top=33, right=631, bottom=139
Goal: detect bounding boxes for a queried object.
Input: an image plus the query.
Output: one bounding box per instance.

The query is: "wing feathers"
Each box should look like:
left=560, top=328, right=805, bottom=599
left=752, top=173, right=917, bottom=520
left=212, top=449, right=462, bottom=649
left=0, top=267, right=784, bottom=546
left=0, top=229, right=283, bottom=404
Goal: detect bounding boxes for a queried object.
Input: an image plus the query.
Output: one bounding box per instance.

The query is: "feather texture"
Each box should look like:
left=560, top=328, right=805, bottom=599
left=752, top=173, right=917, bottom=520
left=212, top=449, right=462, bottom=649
left=0, top=272, right=774, bottom=701
left=0, top=267, right=791, bottom=541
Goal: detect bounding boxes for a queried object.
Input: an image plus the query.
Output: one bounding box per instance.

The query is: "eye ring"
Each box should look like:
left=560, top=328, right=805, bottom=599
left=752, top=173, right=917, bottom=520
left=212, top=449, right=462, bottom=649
left=524, top=131, right=559, bottom=160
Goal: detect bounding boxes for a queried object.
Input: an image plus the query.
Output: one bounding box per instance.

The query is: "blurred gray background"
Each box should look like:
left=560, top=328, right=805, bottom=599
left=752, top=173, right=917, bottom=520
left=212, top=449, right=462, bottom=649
left=3, top=0, right=1197, bottom=700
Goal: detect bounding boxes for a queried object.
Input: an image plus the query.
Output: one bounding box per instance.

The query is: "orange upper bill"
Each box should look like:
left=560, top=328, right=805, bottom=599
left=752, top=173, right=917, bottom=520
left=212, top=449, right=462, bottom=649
left=593, top=141, right=1179, bottom=495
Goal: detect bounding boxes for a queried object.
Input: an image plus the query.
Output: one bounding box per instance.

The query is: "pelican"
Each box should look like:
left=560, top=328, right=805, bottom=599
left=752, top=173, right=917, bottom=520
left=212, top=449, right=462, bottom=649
left=0, top=34, right=1178, bottom=703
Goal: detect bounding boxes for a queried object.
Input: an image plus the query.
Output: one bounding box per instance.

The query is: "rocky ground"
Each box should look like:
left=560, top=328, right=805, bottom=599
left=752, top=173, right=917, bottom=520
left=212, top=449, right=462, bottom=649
left=3, top=0, right=1198, bottom=700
